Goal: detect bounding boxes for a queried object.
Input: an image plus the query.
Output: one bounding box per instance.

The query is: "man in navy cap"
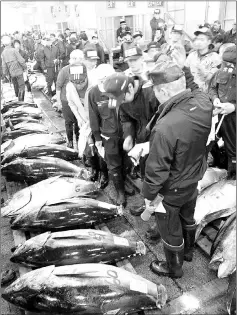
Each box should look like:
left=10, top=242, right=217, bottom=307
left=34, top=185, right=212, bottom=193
left=116, top=18, right=131, bottom=42
left=123, top=45, right=146, bottom=79
left=139, top=59, right=213, bottom=278
left=209, top=45, right=236, bottom=179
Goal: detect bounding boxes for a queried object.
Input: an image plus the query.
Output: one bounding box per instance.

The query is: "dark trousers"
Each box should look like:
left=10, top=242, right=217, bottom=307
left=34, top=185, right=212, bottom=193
left=12, top=75, right=25, bottom=97
left=102, top=136, right=133, bottom=177
left=33, top=61, right=43, bottom=73
left=155, top=184, right=198, bottom=247
left=45, top=67, right=57, bottom=91
left=61, top=100, right=79, bottom=142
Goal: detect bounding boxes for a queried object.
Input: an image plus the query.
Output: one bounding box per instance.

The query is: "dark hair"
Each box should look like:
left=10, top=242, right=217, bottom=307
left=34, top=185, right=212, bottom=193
left=214, top=20, right=221, bottom=24
left=50, top=33, right=56, bottom=37
left=58, top=34, right=65, bottom=40
left=13, top=39, right=21, bottom=46
left=65, top=28, right=70, bottom=31
left=80, top=33, right=88, bottom=41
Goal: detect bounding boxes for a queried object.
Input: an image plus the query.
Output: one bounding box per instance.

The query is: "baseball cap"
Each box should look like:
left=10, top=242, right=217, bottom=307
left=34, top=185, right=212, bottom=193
left=171, top=25, right=183, bottom=35
left=222, top=45, right=236, bottom=64
left=124, top=45, right=143, bottom=61
left=120, top=19, right=126, bottom=24
left=133, top=30, right=143, bottom=39
left=92, top=34, right=98, bottom=39
left=83, top=45, right=99, bottom=59
left=194, top=27, right=213, bottom=39
left=144, top=60, right=184, bottom=88
left=96, top=64, right=115, bottom=81
left=154, top=9, right=160, bottom=14
left=101, top=73, right=129, bottom=107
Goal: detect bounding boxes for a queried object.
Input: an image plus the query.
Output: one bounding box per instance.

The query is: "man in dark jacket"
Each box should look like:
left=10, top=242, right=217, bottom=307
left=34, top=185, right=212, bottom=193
left=91, top=34, right=105, bottom=66
left=141, top=59, right=213, bottom=279
left=1, top=35, right=27, bottom=100
left=150, top=9, right=167, bottom=41
left=116, top=19, right=131, bottom=42
left=208, top=45, right=236, bottom=179
left=223, top=22, right=236, bottom=44
left=40, top=36, right=59, bottom=97
left=33, top=35, right=44, bottom=72
left=153, top=27, right=167, bottom=46
left=211, top=20, right=225, bottom=39
left=51, top=33, right=66, bottom=70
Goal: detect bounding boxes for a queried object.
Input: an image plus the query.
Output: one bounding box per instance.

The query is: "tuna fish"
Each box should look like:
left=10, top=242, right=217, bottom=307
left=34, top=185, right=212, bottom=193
left=13, top=121, right=48, bottom=131
left=227, top=271, right=236, bottom=315
left=1, top=176, right=99, bottom=218
left=8, top=117, right=41, bottom=126
left=1, top=156, right=89, bottom=183
left=11, top=198, right=123, bottom=232
left=1, top=144, right=78, bottom=165
left=3, top=106, right=42, bottom=119
left=1, top=133, right=65, bottom=156
left=209, top=215, right=236, bottom=278
left=10, top=229, right=145, bottom=267
left=2, top=264, right=167, bottom=313
left=197, top=167, right=228, bottom=193
left=1, top=126, right=48, bottom=143
left=1, top=102, right=38, bottom=114
left=194, top=180, right=236, bottom=241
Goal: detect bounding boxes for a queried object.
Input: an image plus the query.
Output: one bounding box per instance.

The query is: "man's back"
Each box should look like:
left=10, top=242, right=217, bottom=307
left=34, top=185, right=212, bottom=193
left=149, top=90, right=212, bottom=190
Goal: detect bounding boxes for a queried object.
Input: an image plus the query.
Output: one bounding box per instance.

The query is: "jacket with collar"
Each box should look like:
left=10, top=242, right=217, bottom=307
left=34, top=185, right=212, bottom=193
left=40, top=45, right=59, bottom=69
left=1, top=46, right=27, bottom=77
left=119, top=78, right=159, bottom=143
left=143, top=89, right=213, bottom=201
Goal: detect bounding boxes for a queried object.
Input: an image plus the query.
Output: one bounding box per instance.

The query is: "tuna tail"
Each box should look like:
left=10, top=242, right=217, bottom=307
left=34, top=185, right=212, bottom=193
left=136, top=241, right=146, bottom=256
left=218, top=263, right=236, bottom=279
left=209, top=253, right=224, bottom=271
left=195, top=207, right=236, bottom=242
left=156, top=283, right=168, bottom=309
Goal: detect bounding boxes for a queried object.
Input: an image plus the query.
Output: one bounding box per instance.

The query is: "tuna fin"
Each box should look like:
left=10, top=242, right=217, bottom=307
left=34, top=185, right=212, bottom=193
left=209, top=253, right=224, bottom=270
left=217, top=263, right=236, bottom=279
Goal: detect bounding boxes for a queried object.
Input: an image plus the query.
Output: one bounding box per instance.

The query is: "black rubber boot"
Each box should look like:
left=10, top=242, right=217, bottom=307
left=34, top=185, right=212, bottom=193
left=146, top=221, right=161, bottom=241
left=183, top=224, right=196, bottom=262
left=130, top=203, right=145, bottom=216
left=18, top=90, right=25, bottom=101
left=86, top=156, right=99, bottom=182
left=67, top=140, right=73, bottom=149
left=150, top=241, right=184, bottom=279
left=112, top=173, right=126, bottom=207
left=98, top=170, right=109, bottom=189
left=47, top=85, right=53, bottom=98
left=124, top=181, right=135, bottom=196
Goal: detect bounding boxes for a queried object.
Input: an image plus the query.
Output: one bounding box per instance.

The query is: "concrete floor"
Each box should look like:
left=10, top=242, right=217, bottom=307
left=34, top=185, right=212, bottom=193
left=1, top=85, right=230, bottom=315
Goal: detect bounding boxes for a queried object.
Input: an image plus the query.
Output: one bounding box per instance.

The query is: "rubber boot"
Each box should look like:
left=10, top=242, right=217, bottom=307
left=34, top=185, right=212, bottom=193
left=18, top=90, right=25, bottom=101
left=146, top=221, right=161, bottom=241
left=150, top=240, right=184, bottom=279
left=112, top=173, right=126, bottom=207
left=124, top=181, right=135, bottom=196
left=47, top=85, right=53, bottom=98
left=98, top=170, right=109, bottom=189
left=67, top=140, right=73, bottom=149
left=130, top=203, right=145, bottom=216
left=183, top=223, right=196, bottom=262
left=86, top=156, right=99, bottom=182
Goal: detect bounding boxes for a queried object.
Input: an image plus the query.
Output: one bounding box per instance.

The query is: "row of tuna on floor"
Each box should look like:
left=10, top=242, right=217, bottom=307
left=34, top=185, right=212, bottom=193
left=1, top=95, right=236, bottom=314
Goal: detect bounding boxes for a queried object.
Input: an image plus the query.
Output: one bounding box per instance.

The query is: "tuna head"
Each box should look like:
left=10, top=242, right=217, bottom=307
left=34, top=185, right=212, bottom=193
left=10, top=232, right=50, bottom=266
left=2, top=265, right=55, bottom=310
left=11, top=207, right=42, bottom=231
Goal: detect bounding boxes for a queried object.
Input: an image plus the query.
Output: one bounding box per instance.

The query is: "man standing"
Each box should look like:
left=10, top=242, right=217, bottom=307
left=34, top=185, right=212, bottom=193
left=142, top=59, right=213, bottom=278
left=124, top=46, right=147, bottom=79
left=56, top=49, right=83, bottom=148
left=80, top=33, right=91, bottom=50
left=40, top=36, right=59, bottom=97
left=116, top=19, right=131, bottom=42
left=211, top=20, right=225, bottom=39
left=150, top=9, right=167, bottom=41
left=83, top=45, right=99, bottom=87
left=33, top=35, right=44, bottom=72
left=185, top=27, right=221, bottom=92
left=209, top=45, right=236, bottom=179
left=91, top=34, right=105, bottom=66
left=51, top=33, right=66, bottom=70
left=64, top=28, right=71, bottom=43
left=1, top=35, right=27, bottom=101
left=223, top=22, right=236, bottom=44
left=154, top=28, right=166, bottom=46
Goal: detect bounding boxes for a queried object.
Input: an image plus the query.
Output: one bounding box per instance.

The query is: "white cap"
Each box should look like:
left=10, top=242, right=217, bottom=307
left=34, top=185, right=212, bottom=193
left=2, top=36, right=11, bottom=46
left=96, top=64, right=115, bottom=81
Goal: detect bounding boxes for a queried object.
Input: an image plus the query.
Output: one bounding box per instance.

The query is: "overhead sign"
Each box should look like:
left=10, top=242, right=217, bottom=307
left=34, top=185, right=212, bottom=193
left=148, top=1, right=164, bottom=7
left=107, top=1, right=115, bottom=8
left=128, top=1, right=136, bottom=7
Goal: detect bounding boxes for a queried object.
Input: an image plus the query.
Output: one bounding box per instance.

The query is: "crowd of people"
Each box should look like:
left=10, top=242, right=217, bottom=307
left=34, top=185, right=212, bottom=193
left=1, top=14, right=236, bottom=279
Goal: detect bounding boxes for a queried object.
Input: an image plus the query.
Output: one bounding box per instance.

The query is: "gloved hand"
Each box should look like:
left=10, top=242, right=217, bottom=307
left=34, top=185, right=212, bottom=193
left=95, top=140, right=105, bottom=158
left=123, top=135, right=133, bottom=152
left=213, top=98, right=221, bottom=107
left=53, top=101, right=62, bottom=112
left=128, top=142, right=149, bottom=162
left=217, top=102, right=235, bottom=115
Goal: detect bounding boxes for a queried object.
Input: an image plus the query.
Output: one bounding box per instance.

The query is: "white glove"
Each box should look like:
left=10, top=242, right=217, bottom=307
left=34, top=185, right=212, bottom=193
left=95, top=141, right=105, bottom=158
left=128, top=142, right=149, bottom=161
left=123, top=135, right=134, bottom=152
left=213, top=98, right=221, bottom=107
